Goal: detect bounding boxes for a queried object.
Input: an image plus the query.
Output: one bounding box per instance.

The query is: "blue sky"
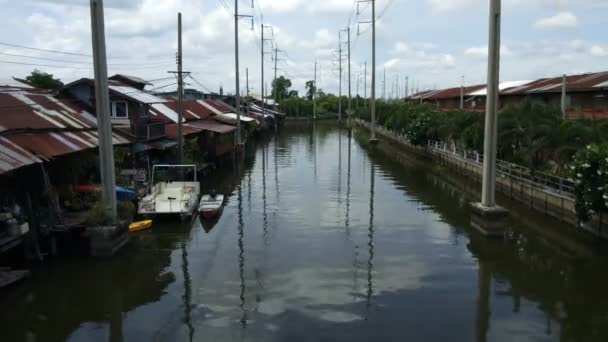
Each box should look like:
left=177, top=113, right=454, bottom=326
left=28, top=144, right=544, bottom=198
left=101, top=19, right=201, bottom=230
left=0, top=0, right=607, bottom=96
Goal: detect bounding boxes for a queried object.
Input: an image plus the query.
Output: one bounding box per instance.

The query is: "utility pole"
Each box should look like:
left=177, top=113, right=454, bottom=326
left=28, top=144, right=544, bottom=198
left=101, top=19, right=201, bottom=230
left=460, top=75, right=465, bottom=110
left=261, top=25, right=273, bottom=122
left=89, top=0, right=117, bottom=220
left=405, top=76, right=409, bottom=98
left=313, top=60, right=317, bottom=120
left=233, top=1, right=252, bottom=146
left=364, top=61, right=367, bottom=108
left=382, top=68, right=386, bottom=100
left=234, top=0, right=241, bottom=145
left=177, top=13, right=184, bottom=164
left=481, top=0, right=501, bottom=208
left=370, top=0, right=377, bottom=142
left=274, top=47, right=278, bottom=110
left=246, top=67, right=250, bottom=116
left=338, top=31, right=343, bottom=122
left=347, top=27, right=352, bottom=125
left=472, top=0, right=509, bottom=236
left=561, top=74, right=567, bottom=119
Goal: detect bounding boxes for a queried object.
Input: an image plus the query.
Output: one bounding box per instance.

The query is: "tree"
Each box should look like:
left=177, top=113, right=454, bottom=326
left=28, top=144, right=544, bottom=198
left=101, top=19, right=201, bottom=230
left=305, top=80, right=316, bottom=101
left=25, top=69, right=64, bottom=90
left=571, top=144, right=608, bottom=232
left=271, top=76, right=292, bottom=100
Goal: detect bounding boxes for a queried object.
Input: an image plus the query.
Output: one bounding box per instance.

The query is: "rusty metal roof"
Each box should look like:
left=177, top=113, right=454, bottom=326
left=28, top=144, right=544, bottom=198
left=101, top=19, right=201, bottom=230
left=0, top=90, right=95, bottom=133
left=164, top=123, right=205, bottom=139
left=503, top=72, right=608, bottom=95
left=150, top=100, right=214, bottom=124
left=0, top=136, right=43, bottom=174
left=188, top=119, right=236, bottom=134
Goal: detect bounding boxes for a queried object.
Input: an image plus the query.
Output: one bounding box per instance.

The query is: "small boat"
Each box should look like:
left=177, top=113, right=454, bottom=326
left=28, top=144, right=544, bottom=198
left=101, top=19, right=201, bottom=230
left=129, top=220, right=153, bottom=233
left=198, top=194, right=225, bottom=219
left=138, top=165, right=201, bottom=216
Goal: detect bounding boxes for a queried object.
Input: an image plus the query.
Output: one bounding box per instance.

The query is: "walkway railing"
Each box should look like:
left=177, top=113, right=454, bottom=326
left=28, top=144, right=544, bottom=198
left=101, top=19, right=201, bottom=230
left=353, top=119, right=576, bottom=199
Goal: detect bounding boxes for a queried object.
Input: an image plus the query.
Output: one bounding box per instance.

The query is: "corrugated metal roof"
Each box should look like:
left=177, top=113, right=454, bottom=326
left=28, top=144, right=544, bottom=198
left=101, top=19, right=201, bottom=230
left=468, top=80, right=532, bottom=96
left=0, top=137, right=43, bottom=174
left=0, top=90, right=95, bottom=133
left=164, top=123, right=205, bottom=139
left=502, top=72, right=608, bottom=95
left=109, top=85, right=167, bottom=104
left=151, top=100, right=214, bottom=123
left=188, top=119, right=236, bottom=134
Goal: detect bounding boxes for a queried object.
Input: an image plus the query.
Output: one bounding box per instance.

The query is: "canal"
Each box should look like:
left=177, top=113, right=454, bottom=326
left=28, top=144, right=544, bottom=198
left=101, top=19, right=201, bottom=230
left=2, top=123, right=608, bottom=341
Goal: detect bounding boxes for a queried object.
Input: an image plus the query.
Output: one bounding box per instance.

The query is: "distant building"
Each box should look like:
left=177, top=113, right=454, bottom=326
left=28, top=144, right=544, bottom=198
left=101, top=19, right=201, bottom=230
left=407, top=71, right=608, bottom=119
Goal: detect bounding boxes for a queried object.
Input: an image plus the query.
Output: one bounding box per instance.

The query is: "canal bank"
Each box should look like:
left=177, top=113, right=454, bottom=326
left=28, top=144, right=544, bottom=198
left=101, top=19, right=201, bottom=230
left=2, top=123, right=608, bottom=341
left=353, top=119, right=608, bottom=240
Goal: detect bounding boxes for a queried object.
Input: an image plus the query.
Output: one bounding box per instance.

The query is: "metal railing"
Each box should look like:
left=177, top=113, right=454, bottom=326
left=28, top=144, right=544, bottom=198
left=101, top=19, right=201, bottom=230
left=353, top=119, right=576, bottom=198
left=136, top=122, right=166, bottom=140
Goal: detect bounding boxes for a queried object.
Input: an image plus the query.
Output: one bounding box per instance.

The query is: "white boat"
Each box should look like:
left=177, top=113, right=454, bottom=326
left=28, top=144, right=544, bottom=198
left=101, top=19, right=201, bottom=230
left=198, top=194, right=225, bottom=219
left=138, top=165, right=200, bottom=216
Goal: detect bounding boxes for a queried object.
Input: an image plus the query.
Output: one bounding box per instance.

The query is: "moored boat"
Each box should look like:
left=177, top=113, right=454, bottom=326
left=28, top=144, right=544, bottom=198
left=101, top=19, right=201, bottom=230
left=138, top=165, right=201, bottom=217
left=129, top=220, right=153, bottom=233
left=198, top=194, right=224, bottom=219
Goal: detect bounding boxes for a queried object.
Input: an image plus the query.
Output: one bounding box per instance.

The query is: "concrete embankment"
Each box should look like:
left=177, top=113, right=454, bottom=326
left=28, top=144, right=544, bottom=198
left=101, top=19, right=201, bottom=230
left=354, top=120, right=608, bottom=240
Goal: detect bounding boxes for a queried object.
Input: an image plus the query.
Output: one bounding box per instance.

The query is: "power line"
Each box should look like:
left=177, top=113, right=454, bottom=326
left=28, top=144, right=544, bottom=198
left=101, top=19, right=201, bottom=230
left=0, top=42, right=91, bottom=57
left=0, top=52, right=173, bottom=67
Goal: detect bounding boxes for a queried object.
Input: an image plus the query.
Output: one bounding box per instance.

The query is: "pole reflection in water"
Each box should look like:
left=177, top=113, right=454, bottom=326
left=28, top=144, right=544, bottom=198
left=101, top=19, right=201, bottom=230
left=181, top=241, right=194, bottom=341
left=262, top=143, right=269, bottom=246
left=338, top=128, right=342, bottom=206
left=366, top=161, right=376, bottom=317
left=237, top=183, right=247, bottom=327
left=476, top=260, right=490, bottom=342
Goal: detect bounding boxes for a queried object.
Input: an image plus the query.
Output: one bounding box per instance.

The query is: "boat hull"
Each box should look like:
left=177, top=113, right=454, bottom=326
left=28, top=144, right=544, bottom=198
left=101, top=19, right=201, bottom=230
left=129, top=220, right=153, bottom=233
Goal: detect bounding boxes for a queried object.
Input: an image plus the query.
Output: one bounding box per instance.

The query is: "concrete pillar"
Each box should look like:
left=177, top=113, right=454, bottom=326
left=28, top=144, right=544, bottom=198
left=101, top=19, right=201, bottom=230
left=471, top=0, right=509, bottom=237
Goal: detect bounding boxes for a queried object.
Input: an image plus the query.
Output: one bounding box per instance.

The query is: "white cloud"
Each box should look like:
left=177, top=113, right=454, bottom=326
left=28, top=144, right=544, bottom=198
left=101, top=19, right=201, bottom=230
left=534, top=12, right=578, bottom=30
left=427, top=0, right=475, bottom=12
left=591, top=45, right=608, bottom=57
left=464, top=45, right=513, bottom=58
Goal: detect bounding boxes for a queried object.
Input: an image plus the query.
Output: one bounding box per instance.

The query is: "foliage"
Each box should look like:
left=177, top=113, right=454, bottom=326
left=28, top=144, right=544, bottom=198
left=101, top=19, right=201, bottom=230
left=305, top=80, right=316, bottom=101
left=84, top=203, right=114, bottom=226
left=84, top=201, right=136, bottom=226
left=571, top=144, right=608, bottom=224
left=271, top=76, right=292, bottom=100
left=25, top=69, right=64, bottom=90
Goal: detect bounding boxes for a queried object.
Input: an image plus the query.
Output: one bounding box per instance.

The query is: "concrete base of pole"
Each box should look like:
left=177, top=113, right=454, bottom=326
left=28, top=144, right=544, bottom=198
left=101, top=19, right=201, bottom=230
left=470, top=202, right=509, bottom=237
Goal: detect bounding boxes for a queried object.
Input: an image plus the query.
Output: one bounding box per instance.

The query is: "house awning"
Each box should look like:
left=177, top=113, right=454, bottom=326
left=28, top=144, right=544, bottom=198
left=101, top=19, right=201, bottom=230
left=187, top=120, right=236, bottom=134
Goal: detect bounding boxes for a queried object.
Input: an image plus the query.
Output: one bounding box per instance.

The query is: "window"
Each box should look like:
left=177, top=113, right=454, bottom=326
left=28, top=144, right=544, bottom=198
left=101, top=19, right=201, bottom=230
left=111, top=101, right=128, bottom=119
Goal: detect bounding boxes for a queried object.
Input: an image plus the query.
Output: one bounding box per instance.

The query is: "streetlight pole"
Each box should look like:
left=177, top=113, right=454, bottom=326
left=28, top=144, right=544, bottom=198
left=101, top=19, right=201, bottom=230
left=90, top=0, right=117, bottom=220
left=472, top=0, right=509, bottom=237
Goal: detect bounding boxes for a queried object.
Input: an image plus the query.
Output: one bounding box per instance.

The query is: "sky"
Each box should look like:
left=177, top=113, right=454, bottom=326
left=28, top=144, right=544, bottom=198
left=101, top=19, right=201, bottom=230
left=0, top=0, right=607, bottom=97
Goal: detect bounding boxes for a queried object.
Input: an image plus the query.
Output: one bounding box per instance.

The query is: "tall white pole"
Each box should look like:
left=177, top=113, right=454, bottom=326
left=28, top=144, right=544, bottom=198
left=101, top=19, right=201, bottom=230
left=370, top=0, right=377, bottom=141
left=177, top=12, right=184, bottom=164
left=561, top=74, right=567, bottom=119
left=234, top=0, right=242, bottom=145
left=481, top=0, right=501, bottom=207
left=90, top=0, right=117, bottom=220
left=347, top=27, right=352, bottom=124
left=313, top=60, right=317, bottom=120
left=338, top=32, right=343, bottom=122
left=261, top=24, right=265, bottom=120
left=364, top=61, right=367, bottom=108
left=460, top=75, right=465, bottom=110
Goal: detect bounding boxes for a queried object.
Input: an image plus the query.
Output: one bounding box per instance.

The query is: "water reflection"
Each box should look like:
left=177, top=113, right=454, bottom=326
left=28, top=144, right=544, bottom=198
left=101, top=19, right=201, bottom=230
left=5, top=125, right=608, bottom=341
left=181, top=241, right=194, bottom=341
left=366, top=160, right=376, bottom=317
left=237, top=183, right=247, bottom=327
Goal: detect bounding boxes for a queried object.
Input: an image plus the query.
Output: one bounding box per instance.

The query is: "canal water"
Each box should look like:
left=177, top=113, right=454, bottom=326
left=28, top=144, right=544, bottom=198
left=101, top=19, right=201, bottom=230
left=2, top=123, right=608, bottom=342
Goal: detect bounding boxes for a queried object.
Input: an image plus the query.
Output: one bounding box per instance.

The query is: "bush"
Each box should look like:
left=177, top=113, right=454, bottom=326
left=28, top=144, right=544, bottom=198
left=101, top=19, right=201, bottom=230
left=84, top=201, right=136, bottom=226
left=571, top=144, right=608, bottom=224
